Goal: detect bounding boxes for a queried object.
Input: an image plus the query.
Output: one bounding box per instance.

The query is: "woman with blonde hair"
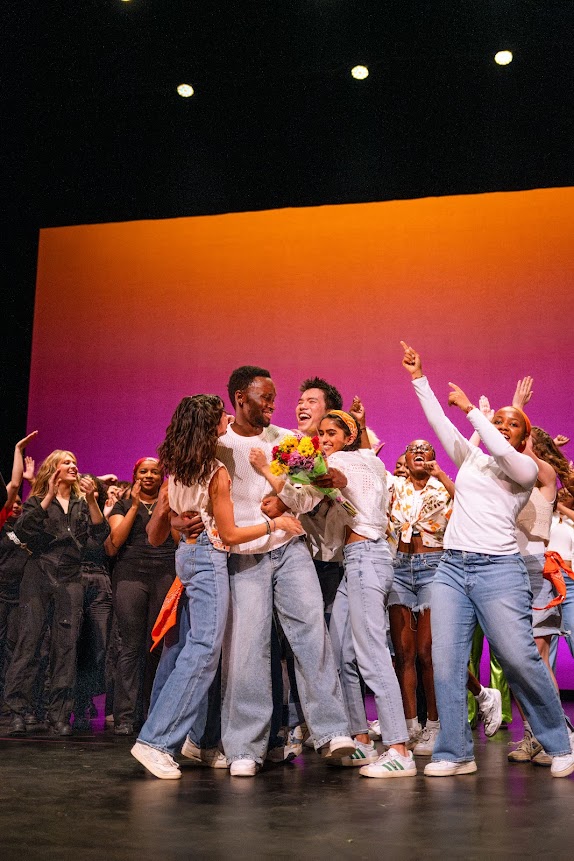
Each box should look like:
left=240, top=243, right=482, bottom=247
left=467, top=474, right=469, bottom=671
left=4, top=449, right=109, bottom=735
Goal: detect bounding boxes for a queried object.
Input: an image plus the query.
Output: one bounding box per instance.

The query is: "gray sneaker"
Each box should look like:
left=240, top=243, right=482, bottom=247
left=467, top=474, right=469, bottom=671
left=181, top=738, right=228, bottom=768
left=413, top=724, right=440, bottom=756
left=508, top=731, right=542, bottom=763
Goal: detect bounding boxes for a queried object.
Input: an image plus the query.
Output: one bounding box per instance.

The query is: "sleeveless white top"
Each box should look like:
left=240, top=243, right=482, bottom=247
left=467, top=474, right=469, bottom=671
left=168, top=460, right=229, bottom=551
left=516, top=486, right=554, bottom=556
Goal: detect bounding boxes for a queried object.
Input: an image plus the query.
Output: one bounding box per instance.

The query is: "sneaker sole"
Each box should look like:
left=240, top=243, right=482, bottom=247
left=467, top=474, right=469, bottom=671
left=424, top=761, right=477, bottom=777
left=551, top=760, right=574, bottom=778
left=322, top=744, right=356, bottom=759
left=229, top=767, right=258, bottom=777
left=359, top=767, right=417, bottom=779
left=131, top=745, right=182, bottom=780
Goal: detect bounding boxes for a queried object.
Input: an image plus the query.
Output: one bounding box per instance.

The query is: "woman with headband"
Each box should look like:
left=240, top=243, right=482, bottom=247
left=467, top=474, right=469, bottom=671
left=314, top=409, right=415, bottom=778
left=106, top=457, right=176, bottom=735
left=400, top=341, right=574, bottom=778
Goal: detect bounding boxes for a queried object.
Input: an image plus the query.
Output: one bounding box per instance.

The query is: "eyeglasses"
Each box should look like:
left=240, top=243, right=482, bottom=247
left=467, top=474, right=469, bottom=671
left=405, top=444, right=433, bottom=454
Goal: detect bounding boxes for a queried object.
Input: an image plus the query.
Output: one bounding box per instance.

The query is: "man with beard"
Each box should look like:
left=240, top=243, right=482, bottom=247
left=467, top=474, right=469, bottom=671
left=218, top=365, right=354, bottom=776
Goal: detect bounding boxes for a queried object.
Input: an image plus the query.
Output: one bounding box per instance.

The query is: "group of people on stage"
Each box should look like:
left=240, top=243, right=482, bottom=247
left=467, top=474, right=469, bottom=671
left=2, top=343, right=574, bottom=782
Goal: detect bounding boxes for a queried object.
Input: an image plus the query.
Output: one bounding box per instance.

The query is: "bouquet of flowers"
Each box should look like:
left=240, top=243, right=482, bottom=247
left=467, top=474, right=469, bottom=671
left=270, top=434, right=357, bottom=517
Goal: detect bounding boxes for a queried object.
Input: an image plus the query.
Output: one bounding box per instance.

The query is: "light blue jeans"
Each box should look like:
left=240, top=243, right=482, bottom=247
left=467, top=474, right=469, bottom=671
left=333, top=538, right=409, bottom=746
left=431, top=550, right=571, bottom=762
left=221, top=537, right=350, bottom=764
left=550, top=569, right=574, bottom=664
left=388, top=550, right=442, bottom=612
left=137, top=533, right=229, bottom=755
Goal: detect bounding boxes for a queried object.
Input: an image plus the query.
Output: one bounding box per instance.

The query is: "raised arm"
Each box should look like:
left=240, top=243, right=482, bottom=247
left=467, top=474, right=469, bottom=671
left=400, top=341, right=471, bottom=467
left=4, top=431, right=38, bottom=509
left=448, top=385, right=538, bottom=489
left=349, top=396, right=371, bottom=450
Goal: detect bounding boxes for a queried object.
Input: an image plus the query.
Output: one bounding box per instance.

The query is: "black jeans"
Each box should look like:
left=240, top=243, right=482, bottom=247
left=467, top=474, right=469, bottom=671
left=75, top=565, right=113, bottom=714
left=4, top=560, right=84, bottom=724
left=112, top=555, right=174, bottom=725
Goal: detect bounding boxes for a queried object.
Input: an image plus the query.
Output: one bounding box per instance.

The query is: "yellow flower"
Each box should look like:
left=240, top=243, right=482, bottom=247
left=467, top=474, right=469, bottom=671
left=298, top=437, right=315, bottom=457
left=279, top=436, right=298, bottom=453
left=270, top=460, right=289, bottom=476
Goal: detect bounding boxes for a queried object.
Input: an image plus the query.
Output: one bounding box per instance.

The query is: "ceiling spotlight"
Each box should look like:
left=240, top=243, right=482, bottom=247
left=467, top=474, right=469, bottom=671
left=494, top=50, right=513, bottom=66
left=351, top=65, right=369, bottom=80
left=177, top=84, right=195, bottom=98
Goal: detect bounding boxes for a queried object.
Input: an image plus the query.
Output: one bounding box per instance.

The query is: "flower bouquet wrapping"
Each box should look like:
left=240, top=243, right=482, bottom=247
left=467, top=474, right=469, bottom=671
left=270, top=434, right=357, bottom=517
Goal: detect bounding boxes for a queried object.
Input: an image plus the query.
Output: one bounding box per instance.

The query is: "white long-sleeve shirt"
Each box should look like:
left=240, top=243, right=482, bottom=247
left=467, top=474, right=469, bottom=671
left=412, top=376, right=538, bottom=555
left=278, top=449, right=388, bottom=546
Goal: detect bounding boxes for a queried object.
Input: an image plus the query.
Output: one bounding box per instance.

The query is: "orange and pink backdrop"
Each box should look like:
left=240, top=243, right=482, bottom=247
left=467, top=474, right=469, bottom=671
left=30, top=185, right=574, bottom=685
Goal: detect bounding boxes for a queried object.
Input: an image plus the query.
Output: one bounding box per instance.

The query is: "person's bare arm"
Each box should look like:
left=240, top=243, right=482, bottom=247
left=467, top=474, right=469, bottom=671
left=422, top=461, right=455, bottom=499
left=5, top=431, right=38, bottom=508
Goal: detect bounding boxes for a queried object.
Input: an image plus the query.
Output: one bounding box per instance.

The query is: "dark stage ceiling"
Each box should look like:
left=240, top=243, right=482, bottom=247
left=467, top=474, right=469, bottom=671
left=1, top=0, right=573, bottom=455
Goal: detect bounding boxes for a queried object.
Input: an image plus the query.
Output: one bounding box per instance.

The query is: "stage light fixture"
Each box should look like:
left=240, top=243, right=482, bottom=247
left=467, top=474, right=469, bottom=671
left=351, top=65, right=369, bottom=80
left=177, top=84, right=194, bottom=98
left=494, top=50, right=513, bottom=66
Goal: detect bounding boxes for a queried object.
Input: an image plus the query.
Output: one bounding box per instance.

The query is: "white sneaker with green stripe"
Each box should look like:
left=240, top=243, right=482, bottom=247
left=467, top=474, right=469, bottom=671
left=359, top=747, right=417, bottom=779
left=336, top=740, right=379, bottom=767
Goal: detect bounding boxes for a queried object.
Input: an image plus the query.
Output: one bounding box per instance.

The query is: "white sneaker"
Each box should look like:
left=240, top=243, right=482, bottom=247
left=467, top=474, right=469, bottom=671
left=424, top=759, right=477, bottom=777
left=131, top=741, right=182, bottom=779
left=284, top=724, right=308, bottom=758
left=229, top=758, right=259, bottom=777
left=551, top=752, right=574, bottom=778
left=367, top=719, right=382, bottom=741
left=478, top=688, right=502, bottom=737
left=337, top=740, right=379, bottom=767
left=551, top=731, right=574, bottom=778
left=322, top=735, right=356, bottom=759
left=180, top=738, right=228, bottom=769
left=359, top=747, right=417, bottom=779
left=413, top=724, right=440, bottom=756
left=407, top=722, right=423, bottom=750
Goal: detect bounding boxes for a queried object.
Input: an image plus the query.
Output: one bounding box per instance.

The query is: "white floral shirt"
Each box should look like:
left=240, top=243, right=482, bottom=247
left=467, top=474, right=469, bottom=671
left=388, top=475, right=452, bottom=554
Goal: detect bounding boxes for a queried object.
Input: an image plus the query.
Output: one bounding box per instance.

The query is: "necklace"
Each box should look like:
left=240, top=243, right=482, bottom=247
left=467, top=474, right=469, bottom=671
left=141, top=499, right=157, bottom=515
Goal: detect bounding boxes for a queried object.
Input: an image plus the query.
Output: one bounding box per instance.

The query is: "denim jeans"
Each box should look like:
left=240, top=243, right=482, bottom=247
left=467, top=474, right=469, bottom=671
left=388, top=551, right=442, bottom=612
left=137, top=533, right=229, bottom=755
left=329, top=573, right=368, bottom=737
left=431, top=550, right=571, bottom=762
left=340, top=538, right=408, bottom=745
left=550, top=571, right=574, bottom=664
left=221, top=537, right=350, bottom=764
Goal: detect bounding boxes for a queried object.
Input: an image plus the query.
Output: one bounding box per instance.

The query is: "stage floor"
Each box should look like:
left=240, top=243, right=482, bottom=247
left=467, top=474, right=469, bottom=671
left=1, top=700, right=573, bottom=860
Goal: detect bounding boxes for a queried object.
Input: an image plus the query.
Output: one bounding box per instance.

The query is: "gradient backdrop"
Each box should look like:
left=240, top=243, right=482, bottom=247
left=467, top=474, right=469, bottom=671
left=29, top=186, right=574, bottom=685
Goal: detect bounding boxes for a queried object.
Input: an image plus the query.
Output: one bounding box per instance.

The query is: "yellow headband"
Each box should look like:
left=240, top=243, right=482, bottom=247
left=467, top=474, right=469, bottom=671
left=326, top=410, right=358, bottom=437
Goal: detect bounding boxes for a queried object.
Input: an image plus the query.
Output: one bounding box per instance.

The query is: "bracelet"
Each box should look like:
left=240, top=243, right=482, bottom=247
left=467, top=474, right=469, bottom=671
left=464, top=404, right=475, bottom=415
left=359, top=426, right=367, bottom=432
left=265, top=520, right=271, bottom=535
left=271, top=519, right=276, bottom=532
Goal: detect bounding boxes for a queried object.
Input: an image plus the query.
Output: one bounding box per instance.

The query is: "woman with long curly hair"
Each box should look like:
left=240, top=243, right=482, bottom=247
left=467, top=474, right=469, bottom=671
left=531, top=427, right=574, bottom=492
left=4, top=450, right=109, bottom=735
left=131, top=394, right=302, bottom=779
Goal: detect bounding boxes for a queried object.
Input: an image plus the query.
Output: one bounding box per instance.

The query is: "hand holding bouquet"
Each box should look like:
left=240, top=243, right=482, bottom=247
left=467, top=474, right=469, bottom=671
left=270, top=435, right=357, bottom=517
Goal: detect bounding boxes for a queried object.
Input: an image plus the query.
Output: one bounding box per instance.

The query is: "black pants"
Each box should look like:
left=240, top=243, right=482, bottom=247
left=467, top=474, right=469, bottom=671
left=4, top=560, right=84, bottom=724
left=0, top=581, right=20, bottom=704
left=75, top=566, right=113, bottom=714
left=112, top=555, right=174, bottom=726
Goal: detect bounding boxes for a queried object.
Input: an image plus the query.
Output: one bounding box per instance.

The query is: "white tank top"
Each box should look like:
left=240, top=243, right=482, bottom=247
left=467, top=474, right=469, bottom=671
left=168, top=460, right=229, bottom=551
left=516, top=486, right=554, bottom=556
